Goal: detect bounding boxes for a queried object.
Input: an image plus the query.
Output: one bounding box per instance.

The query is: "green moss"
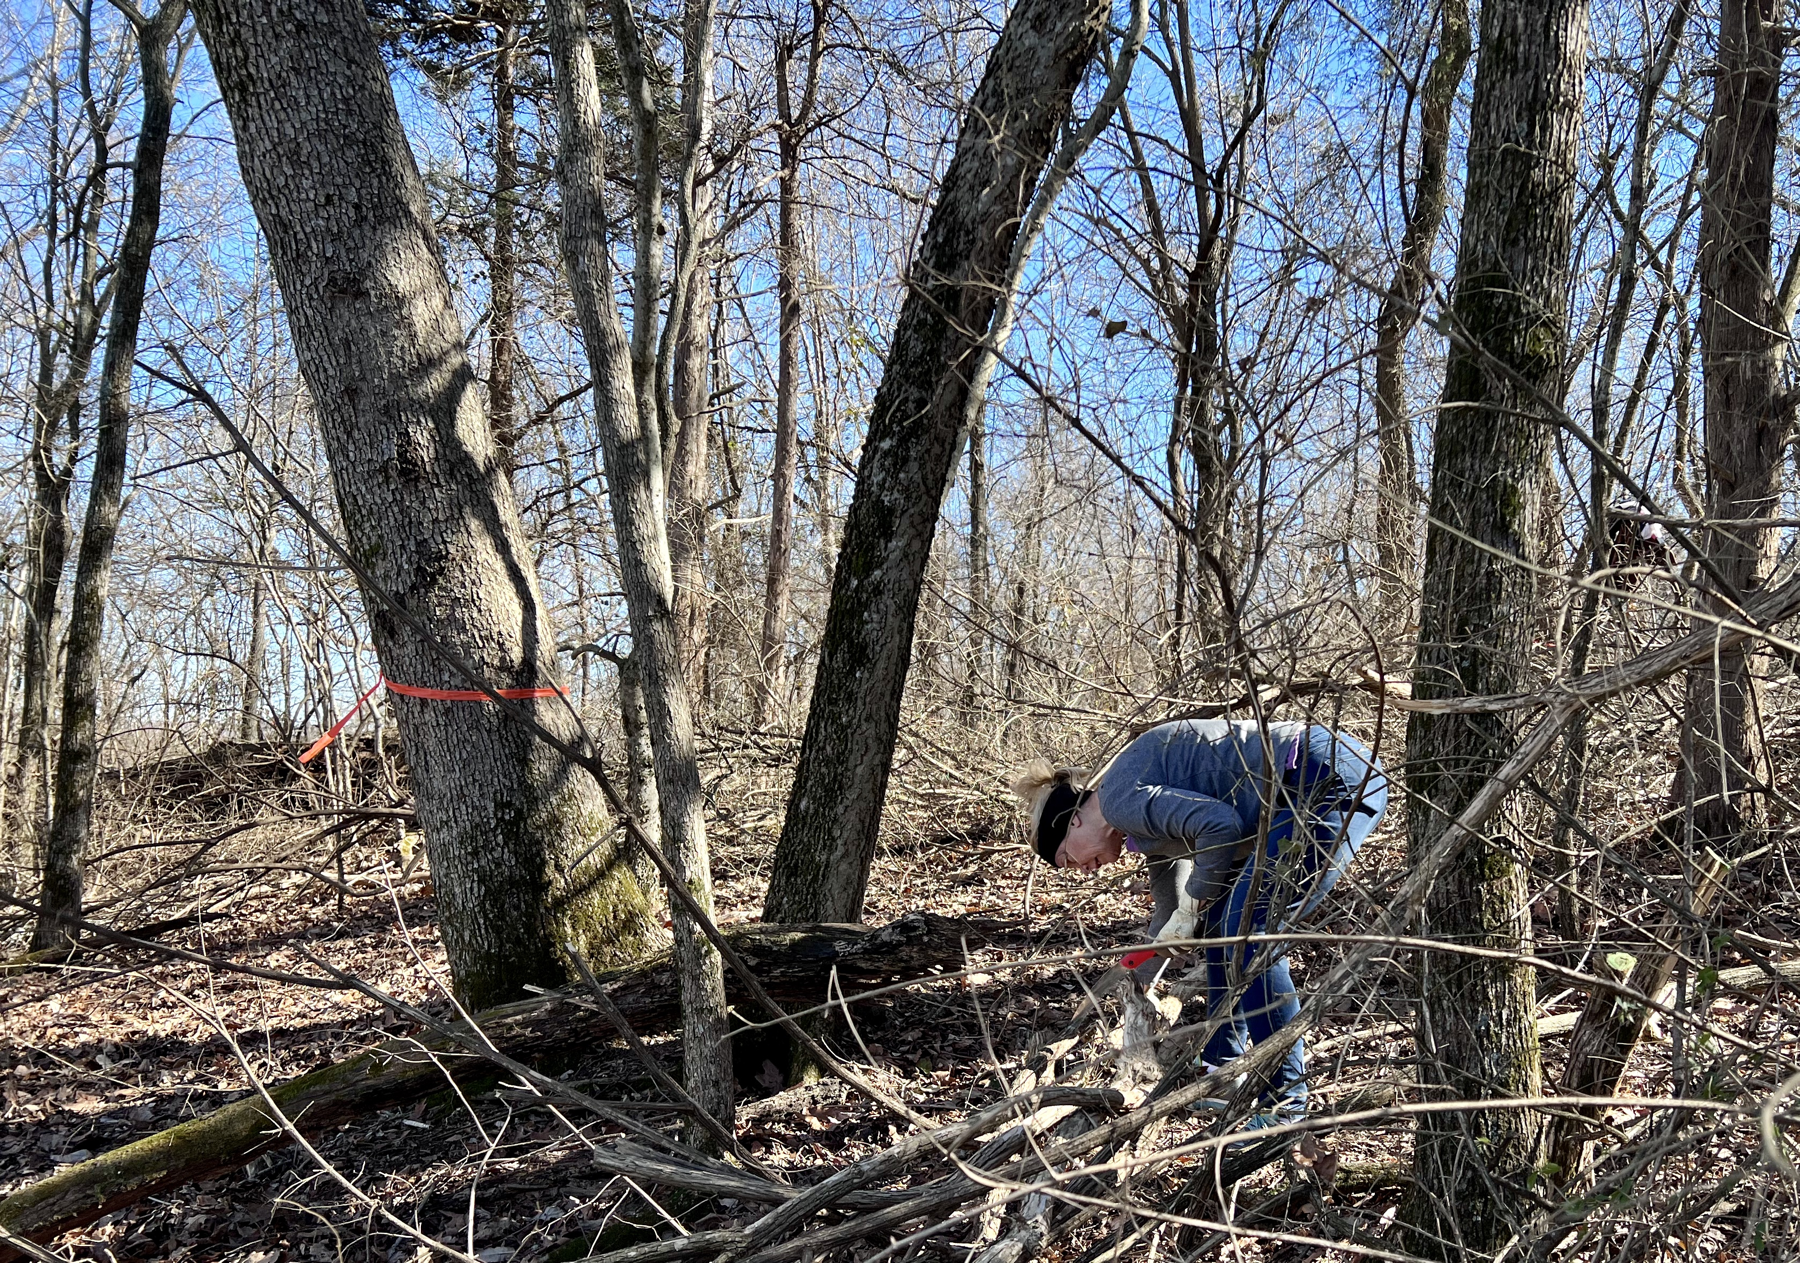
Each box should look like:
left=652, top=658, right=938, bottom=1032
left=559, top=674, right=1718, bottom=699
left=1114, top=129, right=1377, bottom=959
left=1482, top=847, right=1516, bottom=884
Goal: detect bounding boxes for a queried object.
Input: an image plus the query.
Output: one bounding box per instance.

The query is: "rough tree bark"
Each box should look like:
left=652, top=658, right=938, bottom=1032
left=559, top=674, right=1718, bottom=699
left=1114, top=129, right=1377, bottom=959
left=546, top=0, right=734, bottom=1128
left=188, top=0, right=658, bottom=1009
left=1371, top=0, right=1470, bottom=636
left=35, top=0, right=187, bottom=950
left=1402, top=0, right=1589, bottom=1252
left=764, top=0, right=1110, bottom=924
left=1673, top=0, right=1790, bottom=853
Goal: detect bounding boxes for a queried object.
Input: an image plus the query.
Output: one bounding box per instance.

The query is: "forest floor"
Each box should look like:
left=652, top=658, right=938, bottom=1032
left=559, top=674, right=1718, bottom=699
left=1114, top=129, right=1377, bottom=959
left=3, top=725, right=1798, bottom=1263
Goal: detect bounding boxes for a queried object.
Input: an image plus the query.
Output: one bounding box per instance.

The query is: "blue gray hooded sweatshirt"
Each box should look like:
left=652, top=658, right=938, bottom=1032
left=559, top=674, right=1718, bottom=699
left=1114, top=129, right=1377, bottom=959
left=1098, top=718, right=1311, bottom=936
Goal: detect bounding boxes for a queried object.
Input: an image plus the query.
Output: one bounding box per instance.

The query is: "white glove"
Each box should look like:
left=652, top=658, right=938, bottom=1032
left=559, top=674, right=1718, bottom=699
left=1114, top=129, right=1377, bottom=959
left=1154, top=900, right=1199, bottom=946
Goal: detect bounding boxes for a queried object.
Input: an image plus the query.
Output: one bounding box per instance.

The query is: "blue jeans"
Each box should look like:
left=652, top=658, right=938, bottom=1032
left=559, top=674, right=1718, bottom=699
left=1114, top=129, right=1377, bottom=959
left=1200, top=730, right=1388, bottom=1106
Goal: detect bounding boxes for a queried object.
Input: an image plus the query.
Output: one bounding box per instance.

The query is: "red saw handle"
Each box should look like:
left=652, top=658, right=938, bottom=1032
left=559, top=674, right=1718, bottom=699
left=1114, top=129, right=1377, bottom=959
left=1119, top=949, right=1158, bottom=971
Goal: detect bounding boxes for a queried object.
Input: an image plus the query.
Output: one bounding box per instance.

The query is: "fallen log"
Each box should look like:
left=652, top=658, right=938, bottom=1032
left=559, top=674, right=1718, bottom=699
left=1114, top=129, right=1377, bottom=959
left=0, top=912, right=973, bottom=1258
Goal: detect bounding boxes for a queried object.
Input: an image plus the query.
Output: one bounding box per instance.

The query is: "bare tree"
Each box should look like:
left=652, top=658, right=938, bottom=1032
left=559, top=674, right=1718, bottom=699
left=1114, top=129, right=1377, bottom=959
left=546, top=0, right=734, bottom=1128
left=763, top=0, right=1113, bottom=925
left=755, top=0, right=827, bottom=726
left=7, top=8, right=127, bottom=869
left=35, top=0, right=188, bottom=949
left=1545, top=0, right=1791, bottom=1199
left=187, top=0, right=660, bottom=1009
left=1402, top=0, right=1589, bottom=1251
left=1094, top=0, right=1284, bottom=672
left=1371, top=0, right=1470, bottom=636
left=1673, top=0, right=1791, bottom=854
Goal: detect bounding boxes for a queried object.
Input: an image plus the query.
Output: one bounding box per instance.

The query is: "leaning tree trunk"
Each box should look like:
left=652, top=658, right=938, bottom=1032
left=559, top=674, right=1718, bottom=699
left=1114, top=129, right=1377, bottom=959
left=188, top=0, right=658, bottom=1009
left=547, top=0, right=734, bottom=1130
left=1372, top=0, right=1470, bottom=637
left=35, top=2, right=186, bottom=950
left=763, top=0, right=1110, bottom=924
left=1674, top=0, right=1789, bottom=854
left=1402, top=0, right=1588, bottom=1253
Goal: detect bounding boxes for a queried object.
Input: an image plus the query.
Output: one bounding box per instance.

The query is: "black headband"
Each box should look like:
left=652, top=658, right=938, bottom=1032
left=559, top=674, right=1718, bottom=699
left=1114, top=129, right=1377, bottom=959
left=1035, top=782, right=1091, bottom=865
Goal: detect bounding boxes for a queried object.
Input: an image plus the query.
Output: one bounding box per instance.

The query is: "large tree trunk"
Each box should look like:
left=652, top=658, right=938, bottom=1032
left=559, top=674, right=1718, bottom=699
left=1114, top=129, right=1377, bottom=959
left=35, top=3, right=186, bottom=950
left=188, top=0, right=658, bottom=1010
left=763, top=0, right=1109, bottom=924
left=1371, top=0, right=1470, bottom=637
left=1673, top=0, right=1789, bottom=853
left=546, top=0, right=734, bottom=1130
left=1402, top=0, right=1589, bottom=1252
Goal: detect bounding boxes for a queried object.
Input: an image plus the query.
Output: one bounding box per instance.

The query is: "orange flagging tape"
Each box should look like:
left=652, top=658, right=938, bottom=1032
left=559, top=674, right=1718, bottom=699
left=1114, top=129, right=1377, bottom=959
left=298, top=674, right=570, bottom=765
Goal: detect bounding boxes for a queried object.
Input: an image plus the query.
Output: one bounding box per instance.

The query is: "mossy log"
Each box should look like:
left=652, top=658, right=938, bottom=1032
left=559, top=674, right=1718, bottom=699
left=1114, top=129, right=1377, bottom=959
left=0, top=912, right=971, bottom=1256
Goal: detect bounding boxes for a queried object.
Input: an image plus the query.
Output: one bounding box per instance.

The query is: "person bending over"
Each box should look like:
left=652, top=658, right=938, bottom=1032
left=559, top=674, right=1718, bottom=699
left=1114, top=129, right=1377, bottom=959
left=1013, top=718, right=1388, bottom=1115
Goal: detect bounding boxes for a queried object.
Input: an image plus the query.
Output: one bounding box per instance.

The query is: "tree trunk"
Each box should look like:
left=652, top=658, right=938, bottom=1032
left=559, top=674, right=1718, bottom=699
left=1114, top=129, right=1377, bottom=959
left=668, top=256, right=711, bottom=683
left=14, top=233, right=110, bottom=868
left=13, top=413, right=78, bottom=861
left=188, top=0, right=658, bottom=1009
left=617, top=646, right=663, bottom=898
left=1004, top=405, right=1049, bottom=707
left=488, top=13, right=519, bottom=465
left=666, top=0, right=720, bottom=689
left=546, top=0, right=733, bottom=1130
left=963, top=404, right=990, bottom=711
left=764, top=0, right=1110, bottom=924
left=1372, top=0, right=1470, bottom=637
left=1402, top=0, right=1588, bottom=1252
left=238, top=507, right=272, bottom=742
left=1673, top=0, right=1789, bottom=854
left=757, top=27, right=820, bottom=728
left=758, top=114, right=802, bottom=727
left=1546, top=856, right=1727, bottom=1194
left=35, top=3, right=186, bottom=950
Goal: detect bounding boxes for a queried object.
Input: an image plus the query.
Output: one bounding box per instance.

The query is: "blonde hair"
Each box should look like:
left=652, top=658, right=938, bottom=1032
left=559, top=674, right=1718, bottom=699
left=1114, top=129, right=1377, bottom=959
left=1009, top=758, right=1089, bottom=834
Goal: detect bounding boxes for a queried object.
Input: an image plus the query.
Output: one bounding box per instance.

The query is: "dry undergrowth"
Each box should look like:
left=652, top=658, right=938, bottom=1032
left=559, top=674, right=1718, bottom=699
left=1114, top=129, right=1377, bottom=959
left=3, top=708, right=1799, bottom=1263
